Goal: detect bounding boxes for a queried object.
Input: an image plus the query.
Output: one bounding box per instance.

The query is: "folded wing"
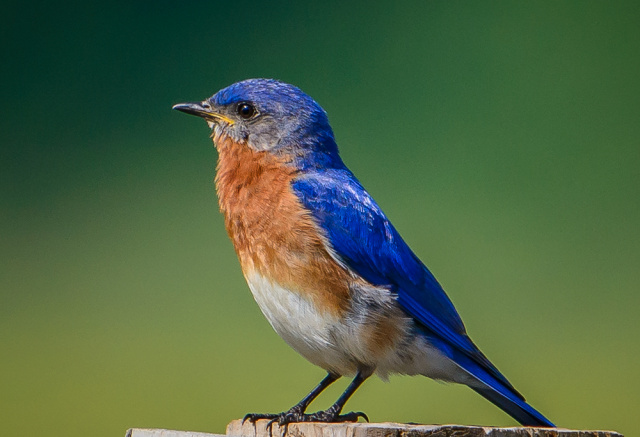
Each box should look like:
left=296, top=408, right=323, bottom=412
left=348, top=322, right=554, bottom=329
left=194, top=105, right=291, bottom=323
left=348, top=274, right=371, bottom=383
left=291, top=168, right=520, bottom=395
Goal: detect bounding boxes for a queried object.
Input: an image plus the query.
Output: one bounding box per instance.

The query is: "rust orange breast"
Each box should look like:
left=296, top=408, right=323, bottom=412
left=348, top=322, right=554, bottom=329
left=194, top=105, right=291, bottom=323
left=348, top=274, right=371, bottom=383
left=214, top=136, right=352, bottom=316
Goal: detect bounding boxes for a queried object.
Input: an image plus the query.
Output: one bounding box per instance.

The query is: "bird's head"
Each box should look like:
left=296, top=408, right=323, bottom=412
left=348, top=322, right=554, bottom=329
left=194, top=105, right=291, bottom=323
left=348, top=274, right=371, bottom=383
left=173, top=78, right=342, bottom=169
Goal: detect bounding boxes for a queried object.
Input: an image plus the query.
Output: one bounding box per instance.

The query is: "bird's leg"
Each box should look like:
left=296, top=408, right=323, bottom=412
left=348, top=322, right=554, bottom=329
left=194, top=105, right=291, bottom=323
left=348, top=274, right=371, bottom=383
left=266, top=369, right=371, bottom=428
left=243, top=372, right=340, bottom=424
left=279, top=372, right=341, bottom=419
left=298, top=370, right=371, bottom=423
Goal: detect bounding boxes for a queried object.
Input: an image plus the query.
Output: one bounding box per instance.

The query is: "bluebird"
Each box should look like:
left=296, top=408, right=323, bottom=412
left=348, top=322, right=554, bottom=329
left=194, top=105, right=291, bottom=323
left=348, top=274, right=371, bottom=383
left=172, top=79, right=554, bottom=428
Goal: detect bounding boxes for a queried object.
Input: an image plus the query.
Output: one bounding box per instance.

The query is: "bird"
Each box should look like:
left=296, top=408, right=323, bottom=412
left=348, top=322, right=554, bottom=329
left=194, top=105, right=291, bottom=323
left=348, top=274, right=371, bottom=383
left=172, top=78, right=555, bottom=428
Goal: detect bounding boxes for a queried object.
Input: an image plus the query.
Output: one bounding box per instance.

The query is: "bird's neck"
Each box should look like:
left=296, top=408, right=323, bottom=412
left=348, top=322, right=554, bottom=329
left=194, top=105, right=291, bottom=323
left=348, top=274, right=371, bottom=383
left=214, top=135, right=298, bottom=222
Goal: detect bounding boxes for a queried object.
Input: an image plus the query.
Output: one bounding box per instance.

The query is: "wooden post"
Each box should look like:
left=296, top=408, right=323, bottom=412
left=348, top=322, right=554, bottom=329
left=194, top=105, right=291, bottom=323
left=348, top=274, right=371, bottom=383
left=228, top=419, right=623, bottom=437
left=126, top=420, right=624, bottom=437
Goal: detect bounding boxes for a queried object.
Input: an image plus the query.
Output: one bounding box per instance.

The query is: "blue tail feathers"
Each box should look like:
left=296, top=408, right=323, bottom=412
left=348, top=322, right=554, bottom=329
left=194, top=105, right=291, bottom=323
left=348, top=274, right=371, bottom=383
left=451, top=347, right=555, bottom=427
left=470, top=385, right=555, bottom=427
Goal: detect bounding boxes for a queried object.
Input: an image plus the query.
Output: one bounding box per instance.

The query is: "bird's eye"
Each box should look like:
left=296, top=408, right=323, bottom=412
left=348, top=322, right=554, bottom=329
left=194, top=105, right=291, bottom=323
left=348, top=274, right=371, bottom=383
left=236, top=102, right=256, bottom=119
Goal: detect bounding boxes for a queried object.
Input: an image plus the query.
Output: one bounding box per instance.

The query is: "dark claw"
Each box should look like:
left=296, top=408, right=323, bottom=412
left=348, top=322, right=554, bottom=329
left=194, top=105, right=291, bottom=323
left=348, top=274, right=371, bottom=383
left=338, top=411, right=369, bottom=423
left=243, top=413, right=279, bottom=424
left=265, top=418, right=277, bottom=435
left=278, top=409, right=369, bottom=424
left=242, top=408, right=369, bottom=436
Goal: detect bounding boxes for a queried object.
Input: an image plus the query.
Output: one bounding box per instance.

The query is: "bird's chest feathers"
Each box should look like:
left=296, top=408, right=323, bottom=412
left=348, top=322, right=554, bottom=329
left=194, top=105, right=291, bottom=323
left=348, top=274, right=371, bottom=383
left=214, top=138, right=352, bottom=316
left=215, top=139, right=301, bottom=267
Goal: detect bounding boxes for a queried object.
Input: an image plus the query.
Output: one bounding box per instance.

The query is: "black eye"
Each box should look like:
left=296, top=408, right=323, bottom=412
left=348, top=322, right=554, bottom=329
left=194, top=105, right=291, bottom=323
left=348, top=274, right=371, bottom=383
left=236, top=102, right=256, bottom=119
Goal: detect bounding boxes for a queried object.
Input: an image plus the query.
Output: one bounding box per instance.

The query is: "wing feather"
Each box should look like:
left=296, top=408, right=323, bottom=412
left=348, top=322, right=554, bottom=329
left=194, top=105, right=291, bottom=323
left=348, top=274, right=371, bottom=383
left=292, top=168, right=520, bottom=396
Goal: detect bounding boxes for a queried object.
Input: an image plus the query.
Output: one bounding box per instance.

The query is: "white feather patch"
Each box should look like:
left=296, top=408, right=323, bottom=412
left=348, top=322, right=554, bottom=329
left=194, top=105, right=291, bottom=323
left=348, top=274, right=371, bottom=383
left=244, top=271, right=471, bottom=384
left=245, top=270, right=354, bottom=373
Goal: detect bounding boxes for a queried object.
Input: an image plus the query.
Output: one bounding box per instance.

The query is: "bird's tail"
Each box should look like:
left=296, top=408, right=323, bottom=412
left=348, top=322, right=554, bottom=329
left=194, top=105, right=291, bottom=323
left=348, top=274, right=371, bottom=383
left=452, top=350, right=555, bottom=427
left=469, top=384, right=555, bottom=427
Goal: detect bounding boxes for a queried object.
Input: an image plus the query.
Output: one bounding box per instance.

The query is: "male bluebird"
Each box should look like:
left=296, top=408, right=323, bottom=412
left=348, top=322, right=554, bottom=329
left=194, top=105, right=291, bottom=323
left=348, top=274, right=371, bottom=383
left=172, top=79, right=554, bottom=428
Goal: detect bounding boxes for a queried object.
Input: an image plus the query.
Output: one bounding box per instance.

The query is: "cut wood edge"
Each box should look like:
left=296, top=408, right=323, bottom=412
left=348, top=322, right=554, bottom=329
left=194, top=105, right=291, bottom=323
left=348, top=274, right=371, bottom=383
left=125, top=420, right=624, bottom=437
left=226, top=418, right=624, bottom=437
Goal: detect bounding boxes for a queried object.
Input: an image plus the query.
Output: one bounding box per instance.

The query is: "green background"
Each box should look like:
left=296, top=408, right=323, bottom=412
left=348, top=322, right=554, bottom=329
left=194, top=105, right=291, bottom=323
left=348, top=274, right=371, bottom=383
left=2, top=1, right=639, bottom=436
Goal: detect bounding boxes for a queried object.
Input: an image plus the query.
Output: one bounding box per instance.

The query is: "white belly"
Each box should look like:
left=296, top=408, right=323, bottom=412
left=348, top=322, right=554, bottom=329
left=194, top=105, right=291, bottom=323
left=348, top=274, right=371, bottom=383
left=244, top=271, right=471, bottom=384
left=245, top=271, right=356, bottom=374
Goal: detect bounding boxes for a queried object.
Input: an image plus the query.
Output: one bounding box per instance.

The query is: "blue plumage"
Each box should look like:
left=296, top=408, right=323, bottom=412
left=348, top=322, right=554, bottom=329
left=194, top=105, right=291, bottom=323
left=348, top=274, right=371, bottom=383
left=293, top=168, right=554, bottom=427
left=174, top=78, right=555, bottom=428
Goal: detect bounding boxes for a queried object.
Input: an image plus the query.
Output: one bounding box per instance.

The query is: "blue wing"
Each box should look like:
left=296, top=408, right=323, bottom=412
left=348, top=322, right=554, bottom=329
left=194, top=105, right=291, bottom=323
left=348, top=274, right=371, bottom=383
left=292, top=168, right=554, bottom=427
left=291, top=168, right=501, bottom=377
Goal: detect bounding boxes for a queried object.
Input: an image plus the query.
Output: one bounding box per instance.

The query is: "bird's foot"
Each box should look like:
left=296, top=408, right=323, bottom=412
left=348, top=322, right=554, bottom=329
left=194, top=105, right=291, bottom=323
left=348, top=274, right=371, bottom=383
left=286, top=408, right=369, bottom=424
left=243, top=407, right=368, bottom=435
left=243, top=408, right=297, bottom=436
left=272, top=405, right=368, bottom=426
left=243, top=412, right=281, bottom=423
left=243, top=402, right=311, bottom=424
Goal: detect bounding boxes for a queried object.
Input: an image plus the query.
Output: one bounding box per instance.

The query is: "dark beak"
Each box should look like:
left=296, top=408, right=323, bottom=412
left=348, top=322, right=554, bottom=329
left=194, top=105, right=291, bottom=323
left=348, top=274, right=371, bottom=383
left=172, top=102, right=235, bottom=125
left=172, top=102, right=210, bottom=118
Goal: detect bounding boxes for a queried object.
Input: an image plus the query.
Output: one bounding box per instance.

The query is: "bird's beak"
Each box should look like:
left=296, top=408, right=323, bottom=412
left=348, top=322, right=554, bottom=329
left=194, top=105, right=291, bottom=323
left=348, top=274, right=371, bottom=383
left=172, top=102, right=235, bottom=125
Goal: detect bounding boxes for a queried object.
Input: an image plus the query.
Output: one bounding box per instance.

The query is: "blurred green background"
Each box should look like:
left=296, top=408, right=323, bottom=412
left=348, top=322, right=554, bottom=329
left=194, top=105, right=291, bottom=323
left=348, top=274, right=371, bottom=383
left=2, top=1, right=639, bottom=436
